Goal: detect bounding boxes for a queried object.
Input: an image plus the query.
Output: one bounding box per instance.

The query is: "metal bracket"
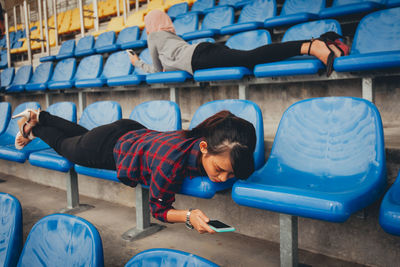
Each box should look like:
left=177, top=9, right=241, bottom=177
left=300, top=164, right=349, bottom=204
left=280, top=214, right=299, bottom=267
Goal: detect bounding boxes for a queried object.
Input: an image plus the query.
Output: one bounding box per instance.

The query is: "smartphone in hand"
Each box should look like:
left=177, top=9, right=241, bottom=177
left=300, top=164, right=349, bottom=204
left=207, top=220, right=235, bottom=232
left=126, top=49, right=136, bottom=56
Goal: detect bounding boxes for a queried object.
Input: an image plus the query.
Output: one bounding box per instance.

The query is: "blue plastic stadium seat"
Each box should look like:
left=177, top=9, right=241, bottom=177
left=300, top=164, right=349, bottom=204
left=380, top=171, right=400, bottom=236
left=263, top=0, right=325, bottom=29
left=47, top=58, right=77, bottom=90
left=25, top=62, right=54, bottom=91
left=39, top=55, right=56, bottom=62
left=124, top=249, right=218, bottom=267
left=0, top=68, right=15, bottom=92
left=194, top=30, right=271, bottom=81
left=254, top=19, right=341, bottom=77
left=217, top=0, right=250, bottom=9
left=122, top=29, right=147, bottom=49
left=334, top=7, right=400, bottom=72
left=29, top=101, right=119, bottom=173
left=319, top=0, right=386, bottom=19
left=117, top=26, right=141, bottom=50
left=94, top=31, right=119, bottom=54
left=188, top=37, right=215, bottom=44
left=188, top=0, right=215, bottom=15
left=0, top=102, right=43, bottom=163
left=168, top=2, right=189, bottom=19
left=74, top=55, right=104, bottom=88
left=0, top=102, right=11, bottom=135
left=0, top=193, right=22, bottom=267
left=75, top=100, right=181, bottom=181
left=220, top=0, right=276, bottom=35
left=233, top=97, right=386, bottom=222
left=106, top=50, right=147, bottom=86
left=75, top=35, right=96, bottom=57
left=387, top=0, right=400, bottom=7
left=174, top=13, right=199, bottom=37
left=182, top=6, right=234, bottom=40
left=18, top=214, right=104, bottom=267
left=56, top=39, right=76, bottom=60
left=0, top=51, right=8, bottom=69
left=6, top=65, right=33, bottom=93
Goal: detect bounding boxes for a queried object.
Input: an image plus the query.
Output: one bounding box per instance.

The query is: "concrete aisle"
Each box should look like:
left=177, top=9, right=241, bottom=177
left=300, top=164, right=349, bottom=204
left=0, top=172, right=366, bottom=267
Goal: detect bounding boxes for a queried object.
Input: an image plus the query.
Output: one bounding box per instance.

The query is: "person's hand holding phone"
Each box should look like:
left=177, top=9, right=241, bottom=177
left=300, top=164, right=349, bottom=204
left=126, top=49, right=139, bottom=65
left=190, top=209, right=216, bottom=234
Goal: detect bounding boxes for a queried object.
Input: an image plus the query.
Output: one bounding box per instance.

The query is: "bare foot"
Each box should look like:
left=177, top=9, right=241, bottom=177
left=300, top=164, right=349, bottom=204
left=16, top=133, right=31, bottom=147
left=301, top=40, right=331, bottom=65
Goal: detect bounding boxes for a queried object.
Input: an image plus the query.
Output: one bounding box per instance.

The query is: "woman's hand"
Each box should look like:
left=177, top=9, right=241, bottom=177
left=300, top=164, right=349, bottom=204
left=190, top=209, right=215, bottom=234
left=128, top=51, right=139, bottom=65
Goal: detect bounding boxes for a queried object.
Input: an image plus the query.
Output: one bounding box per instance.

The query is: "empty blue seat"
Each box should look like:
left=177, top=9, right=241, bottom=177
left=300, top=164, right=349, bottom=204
left=194, top=30, right=271, bottom=81
left=106, top=50, right=147, bottom=86
left=0, top=102, right=42, bottom=163
left=56, top=39, right=76, bottom=60
left=94, top=31, right=118, bottom=54
left=29, top=101, right=117, bottom=173
left=0, top=102, right=11, bottom=135
left=334, top=7, right=400, bottom=72
left=182, top=6, right=234, bottom=40
left=220, top=0, right=276, bottom=35
left=25, top=62, right=54, bottom=91
left=254, top=19, right=341, bottom=77
left=0, top=50, right=8, bottom=69
left=122, top=29, right=147, bottom=49
left=181, top=99, right=264, bottom=198
left=74, top=54, right=104, bottom=88
left=387, top=0, right=400, bottom=7
left=47, top=58, right=77, bottom=90
left=0, top=193, right=22, bottom=267
left=168, top=2, right=189, bottom=19
left=124, top=249, right=218, bottom=267
left=117, top=26, right=141, bottom=50
left=189, top=0, right=215, bottom=14
left=217, top=0, right=250, bottom=9
left=319, top=0, right=386, bottom=19
left=188, top=37, right=215, bottom=44
left=0, top=68, right=15, bottom=92
left=233, top=97, right=386, bottom=222
left=75, top=35, right=96, bottom=57
left=18, top=214, right=104, bottom=267
left=6, top=65, right=33, bottom=93
left=264, top=0, right=324, bottom=29
left=174, top=13, right=199, bottom=37
left=380, top=171, right=400, bottom=236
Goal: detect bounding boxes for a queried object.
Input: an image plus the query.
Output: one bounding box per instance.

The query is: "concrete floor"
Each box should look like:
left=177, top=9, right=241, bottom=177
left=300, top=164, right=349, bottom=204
left=0, top=172, right=367, bottom=267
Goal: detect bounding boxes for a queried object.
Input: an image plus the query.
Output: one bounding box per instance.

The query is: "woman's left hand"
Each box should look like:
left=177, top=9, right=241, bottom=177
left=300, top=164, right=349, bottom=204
left=128, top=52, right=139, bottom=65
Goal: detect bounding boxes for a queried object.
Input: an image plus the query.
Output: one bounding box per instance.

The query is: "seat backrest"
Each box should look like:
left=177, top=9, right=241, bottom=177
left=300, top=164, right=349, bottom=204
left=129, top=100, right=182, bottom=131
left=191, top=0, right=214, bottom=12
left=0, top=51, right=8, bottom=67
left=17, top=214, right=104, bottom=267
left=134, top=48, right=152, bottom=75
left=226, top=30, right=271, bottom=50
left=74, top=55, right=103, bottom=81
left=94, top=31, right=116, bottom=49
left=168, top=2, right=189, bottom=18
left=350, top=7, right=400, bottom=55
left=29, top=62, right=54, bottom=84
left=188, top=37, right=215, bottom=44
left=76, top=35, right=95, bottom=53
left=264, top=97, right=384, bottom=187
left=238, top=0, right=276, bottom=23
left=218, top=0, right=244, bottom=7
left=174, top=13, right=199, bottom=35
left=282, top=19, right=342, bottom=42
left=101, top=51, right=133, bottom=79
left=280, top=0, right=325, bottom=15
left=140, top=29, right=147, bottom=41
left=0, top=102, right=11, bottom=135
left=50, top=58, right=77, bottom=82
left=1, top=68, right=15, bottom=89
left=125, top=248, right=218, bottom=267
left=201, top=6, right=234, bottom=30
left=0, top=102, right=40, bottom=146
left=331, top=0, right=385, bottom=7
left=79, top=101, right=122, bottom=130
left=116, top=26, right=140, bottom=45
left=0, top=193, right=22, bottom=267
left=189, top=99, right=265, bottom=169
left=10, top=65, right=33, bottom=86
left=57, top=39, right=75, bottom=56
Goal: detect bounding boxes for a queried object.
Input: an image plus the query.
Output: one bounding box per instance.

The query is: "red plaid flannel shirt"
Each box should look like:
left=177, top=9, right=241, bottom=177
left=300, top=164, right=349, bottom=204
left=113, top=129, right=202, bottom=222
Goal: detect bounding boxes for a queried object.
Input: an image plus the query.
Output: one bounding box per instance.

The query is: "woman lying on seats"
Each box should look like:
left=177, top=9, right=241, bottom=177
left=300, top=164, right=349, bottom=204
left=13, top=108, right=256, bottom=234
left=128, top=10, right=349, bottom=77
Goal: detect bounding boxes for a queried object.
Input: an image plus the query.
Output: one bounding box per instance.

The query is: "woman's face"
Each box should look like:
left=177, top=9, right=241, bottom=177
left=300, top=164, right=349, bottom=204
left=200, top=141, right=235, bottom=183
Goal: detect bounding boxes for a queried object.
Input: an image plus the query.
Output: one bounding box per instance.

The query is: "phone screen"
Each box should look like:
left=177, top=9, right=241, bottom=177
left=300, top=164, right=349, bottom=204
left=208, top=220, right=231, bottom=229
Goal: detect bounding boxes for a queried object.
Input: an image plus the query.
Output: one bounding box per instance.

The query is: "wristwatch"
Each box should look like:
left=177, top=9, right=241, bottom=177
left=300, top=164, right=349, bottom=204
left=185, top=208, right=194, bottom=229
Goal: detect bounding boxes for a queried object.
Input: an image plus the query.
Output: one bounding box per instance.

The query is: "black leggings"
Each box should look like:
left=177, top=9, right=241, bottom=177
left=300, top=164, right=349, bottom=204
left=191, top=40, right=304, bottom=71
left=31, top=111, right=146, bottom=170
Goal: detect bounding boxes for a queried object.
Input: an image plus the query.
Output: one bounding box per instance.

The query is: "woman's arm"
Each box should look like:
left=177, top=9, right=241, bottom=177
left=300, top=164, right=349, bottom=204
left=167, top=208, right=215, bottom=234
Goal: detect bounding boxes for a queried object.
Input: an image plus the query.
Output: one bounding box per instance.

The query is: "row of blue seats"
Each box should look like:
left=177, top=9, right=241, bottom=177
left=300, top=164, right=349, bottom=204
left=0, top=96, right=399, bottom=236
left=2, top=7, right=400, bottom=93
left=0, top=192, right=219, bottom=267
